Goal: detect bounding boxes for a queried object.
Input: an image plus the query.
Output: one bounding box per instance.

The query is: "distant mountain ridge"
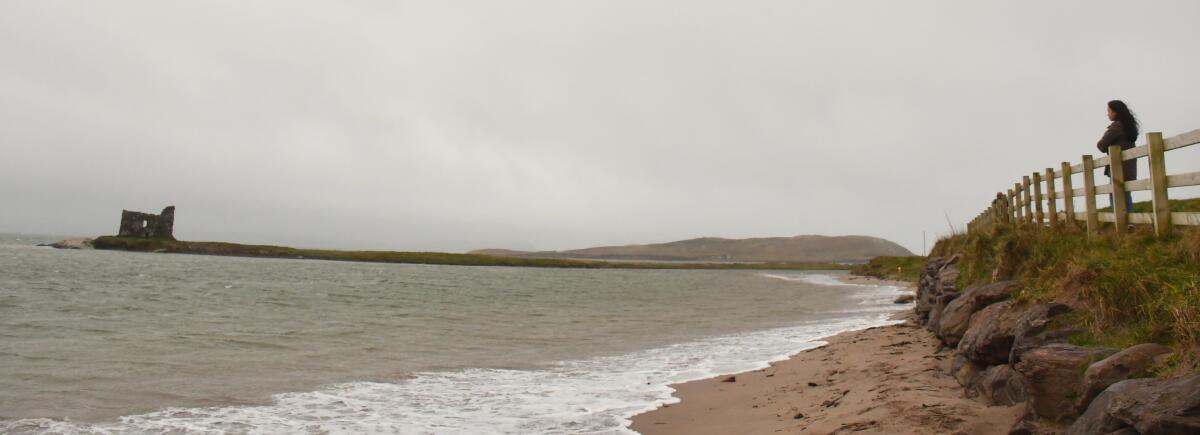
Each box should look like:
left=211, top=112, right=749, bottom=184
left=470, top=235, right=913, bottom=263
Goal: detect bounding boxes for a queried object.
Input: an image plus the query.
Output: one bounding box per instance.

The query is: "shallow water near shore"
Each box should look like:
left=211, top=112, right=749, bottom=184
left=0, top=234, right=907, bottom=434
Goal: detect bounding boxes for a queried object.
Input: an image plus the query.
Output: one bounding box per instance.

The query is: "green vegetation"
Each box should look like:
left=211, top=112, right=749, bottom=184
left=849, top=256, right=925, bottom=283
left=91, top=236, right=852, bottom=271
left=930, top=198, right=1200, bottom=374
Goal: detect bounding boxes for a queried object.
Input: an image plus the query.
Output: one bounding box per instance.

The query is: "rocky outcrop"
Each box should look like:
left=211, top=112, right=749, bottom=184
left=916, top=255, right=960, bottom=332
left=1014, top=343, right=1117, bottom=422
left=902, top=256, right=1182, bottom=433
left=914, top=256, right=947, bottom=321
left=937, top=280, right=1020, bottom=346
left=1067, top=375, right=1200, bottom=435
left=1077, top=343, right=1173, bottom=413
left=958, top=301, right=1024, bottom=365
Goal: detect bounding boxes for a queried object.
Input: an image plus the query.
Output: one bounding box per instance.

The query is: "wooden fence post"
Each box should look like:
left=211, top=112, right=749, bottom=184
left=1000, top=193, right=1010, bottom=225
left=1032, top=172, right=1045, bottom=226
left=1014, top=183, right=1023, bottom=224
left=1045, top=168, right=1059, bottom=227
left=1082, top=155, right=1099, bottom=235
left=1060, top=162, right=1075, bottom=227
left=1008, top=189, right=1017, bottom=226
left=1022, top=176, right=1033, bottom=224
left=1108, top=145, right=1128, bottom=234
left=1147, top=132, right=1172, bottom=238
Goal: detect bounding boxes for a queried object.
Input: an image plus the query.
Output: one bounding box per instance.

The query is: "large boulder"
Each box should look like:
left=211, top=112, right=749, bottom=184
left=1077, top=343, right=1172, bottom=413
left=1015, top=343, right=1117, bottom=422
left=970, top=364, right=1027, bottom=406
left=937, top=280, right=1020, bottom=346
left=1009, top=303, right=1077, bottom=364
left=957, top=300, right=1024, bottom=365
left=1067, top=375, right=1200, bottom=435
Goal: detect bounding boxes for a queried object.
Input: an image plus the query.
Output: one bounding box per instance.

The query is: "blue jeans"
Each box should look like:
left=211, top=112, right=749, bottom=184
left=1107, top=175, right=1134, bottom=211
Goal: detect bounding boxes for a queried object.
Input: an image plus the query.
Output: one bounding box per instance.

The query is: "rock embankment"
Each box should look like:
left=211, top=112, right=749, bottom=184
left=915, top=256, right=1199, bottom=434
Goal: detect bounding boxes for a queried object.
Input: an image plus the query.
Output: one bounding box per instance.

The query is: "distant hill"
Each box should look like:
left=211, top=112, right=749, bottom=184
left=470, top=235, right=913, bottom=263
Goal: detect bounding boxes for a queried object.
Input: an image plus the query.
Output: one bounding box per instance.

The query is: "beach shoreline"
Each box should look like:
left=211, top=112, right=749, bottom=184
left=629, top=277, right=1021, bottom=435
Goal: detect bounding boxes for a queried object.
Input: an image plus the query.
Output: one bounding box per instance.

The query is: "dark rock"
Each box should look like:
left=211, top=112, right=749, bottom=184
left=721, top=375, right=736, bottom=383
left=1099, top=374, right=1195, bottom=434
left=1102, top=429, right=1139, bottom=435
left=915, top=257, right=948, bottom=324
left=1007, top=416, right=1044, bottom=435
left=1069, top=375, right=1200, bottom=435
left=937, top=280, right=1021, bottom=346
left=926, top=299, right=947, bottom=334
left=118, top=205, right=176, bottom=239
left=958, top=301, right=1024, bottom=365
left=1067, top=383, right=1129, bottom=435
left=936, top=256, right=960, bottom=294
left=1009, top=303, right=1076, bottom=364
left=893, top=294, right=915, bottom=304
left=923, top=262, right=962, bottom=334
left=1078, top=343, right=1173, bottom=413
left=1015, top=343, right=1118, bottom=422
left=971, top=364, right=1027, bottom=406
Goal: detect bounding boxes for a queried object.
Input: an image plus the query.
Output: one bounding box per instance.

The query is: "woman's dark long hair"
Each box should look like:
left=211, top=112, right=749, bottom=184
left=1108, top=100, right=1140, bottom=141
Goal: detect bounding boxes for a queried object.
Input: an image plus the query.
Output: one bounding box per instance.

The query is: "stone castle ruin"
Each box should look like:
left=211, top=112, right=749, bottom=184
left=118, top=206, right=176, bottom=239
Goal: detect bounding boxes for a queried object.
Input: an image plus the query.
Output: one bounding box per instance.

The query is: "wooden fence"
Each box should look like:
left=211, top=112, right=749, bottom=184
left=967, top=128, right=1200, bottom=237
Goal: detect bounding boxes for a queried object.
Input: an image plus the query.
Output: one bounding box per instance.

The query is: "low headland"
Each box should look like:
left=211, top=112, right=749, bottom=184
left=86, top=236, right=854, bottom=270
left=632, top=202, right=1200, bottom=434
left=470, top=234, right=913, bottom=263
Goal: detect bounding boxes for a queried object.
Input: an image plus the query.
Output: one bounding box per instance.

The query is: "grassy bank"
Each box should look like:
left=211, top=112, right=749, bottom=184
left=930, top=204, right=1200, bottom=374
left=849, top=256, right=925, bottom=283
left=91, top=236, right=852, bottom=271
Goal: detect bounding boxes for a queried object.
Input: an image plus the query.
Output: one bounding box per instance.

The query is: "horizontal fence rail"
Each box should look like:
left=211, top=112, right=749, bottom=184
left=967, top=128, right=1200, bottom=238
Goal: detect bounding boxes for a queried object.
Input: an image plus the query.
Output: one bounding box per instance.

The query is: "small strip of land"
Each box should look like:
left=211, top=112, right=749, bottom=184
left=630, top=310, right=1022, bottom=435
left=88, top=236, right=851, bottom=270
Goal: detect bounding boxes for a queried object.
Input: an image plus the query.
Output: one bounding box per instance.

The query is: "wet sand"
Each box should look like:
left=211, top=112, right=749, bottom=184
left=629, top=282, right=1022, bottom=434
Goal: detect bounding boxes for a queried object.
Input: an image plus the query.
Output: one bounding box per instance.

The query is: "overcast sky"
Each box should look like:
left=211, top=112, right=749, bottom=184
left=3, top=1, right=1200, bottom=254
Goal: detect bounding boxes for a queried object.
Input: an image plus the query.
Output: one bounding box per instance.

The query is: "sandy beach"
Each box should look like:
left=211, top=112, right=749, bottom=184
left=630, top=278, right=1022, bottom=435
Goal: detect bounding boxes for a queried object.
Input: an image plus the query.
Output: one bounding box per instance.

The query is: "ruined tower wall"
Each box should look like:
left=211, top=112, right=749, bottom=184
left=117, top=206, right=176, bottom=239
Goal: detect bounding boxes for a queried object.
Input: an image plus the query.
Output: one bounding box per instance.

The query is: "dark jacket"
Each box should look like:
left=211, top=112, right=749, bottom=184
left=1097, top=120, right=1137, bottom=181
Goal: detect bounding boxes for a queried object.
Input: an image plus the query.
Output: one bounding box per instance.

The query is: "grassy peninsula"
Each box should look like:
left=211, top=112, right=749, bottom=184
left=91, top=236, right=852, bottom=271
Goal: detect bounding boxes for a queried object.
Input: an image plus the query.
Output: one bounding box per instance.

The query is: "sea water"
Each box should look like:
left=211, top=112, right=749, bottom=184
left=0, top=234, right=908, bottom=434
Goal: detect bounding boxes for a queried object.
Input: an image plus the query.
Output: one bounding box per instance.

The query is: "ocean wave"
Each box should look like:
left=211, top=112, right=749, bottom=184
left=2, top=318, right=903, bottom=434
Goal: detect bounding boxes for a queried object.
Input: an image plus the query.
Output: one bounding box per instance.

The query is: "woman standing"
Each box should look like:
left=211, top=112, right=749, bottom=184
left=1097, top=100, right=1139, bottom=209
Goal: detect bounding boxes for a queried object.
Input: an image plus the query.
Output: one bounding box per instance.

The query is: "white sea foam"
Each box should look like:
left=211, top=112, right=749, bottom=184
left=3, top=274, right=906, bottom=435
left=761, top=272, right=910, bottom=309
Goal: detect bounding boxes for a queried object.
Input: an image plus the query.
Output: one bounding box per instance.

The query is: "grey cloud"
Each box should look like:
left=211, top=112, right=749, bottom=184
left=3, top=1, right=1200, bottom=253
